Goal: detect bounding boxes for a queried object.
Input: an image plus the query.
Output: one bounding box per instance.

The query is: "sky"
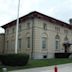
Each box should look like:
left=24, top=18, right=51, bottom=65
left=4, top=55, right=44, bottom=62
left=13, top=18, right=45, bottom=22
left=0, top=0, right=72, bottom=33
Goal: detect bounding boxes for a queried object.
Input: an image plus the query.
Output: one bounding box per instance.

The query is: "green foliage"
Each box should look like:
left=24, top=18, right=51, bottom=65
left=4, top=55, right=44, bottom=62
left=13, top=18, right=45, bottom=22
left=0, top=58, right=72, bottom=71
left=55, top=53, right=71, bottom=58
left=0, top=54, right=29, bottom=66
left=27, top=59, right=72, bottom=68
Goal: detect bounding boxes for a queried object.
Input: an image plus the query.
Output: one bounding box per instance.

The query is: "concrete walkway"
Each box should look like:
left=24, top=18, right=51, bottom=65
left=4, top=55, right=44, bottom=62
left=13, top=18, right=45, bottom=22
left=9, top=63, right=72, bottom=72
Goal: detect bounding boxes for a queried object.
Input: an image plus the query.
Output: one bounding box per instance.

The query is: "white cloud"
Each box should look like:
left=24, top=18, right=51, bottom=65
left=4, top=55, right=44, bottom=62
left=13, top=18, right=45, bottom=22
left=50, top=0, right=72, bottom=22
left=0, top=0, right=72, bottom=33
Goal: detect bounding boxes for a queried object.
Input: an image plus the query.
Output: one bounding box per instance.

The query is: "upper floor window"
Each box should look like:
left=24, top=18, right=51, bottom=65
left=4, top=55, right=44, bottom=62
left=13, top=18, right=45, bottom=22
left=64, top=36, right=69, bottom=42
left=12, top=27, right=15, bottom=33
left=27, top=23, right=30, bottom=29
left=6, top=29, right=9, bottom=35
left=43, top=23, right=47, bottom=30
left=55, top=27, right=60, bottom=32
left=19, top=24, right=21, bottom=32
left=64, top=30, right=68, bottom=35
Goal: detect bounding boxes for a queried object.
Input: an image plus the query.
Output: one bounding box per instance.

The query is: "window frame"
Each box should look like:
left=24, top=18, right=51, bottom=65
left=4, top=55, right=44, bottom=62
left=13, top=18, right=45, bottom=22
left=19, top=24, right=21, bottom=32
left=42, top=37, right=47, bottom=49
left=12, top=27, right=15, bottom=33
left=6, top=29, right=9, bottom=35
left=18, top=38, right=22, bottom=49
left=55, top=35, right=60, bottom=50
left=43, top=23, right=47, bottom=30
left=64, top=29, right=68, bottom=35
left=27, top=37, right=30, bottom=48
left=55, top=40, right=60, bottom=50
left=55, top=26, right=60, bottom=32
left=27, top=22, right=30, bottom=29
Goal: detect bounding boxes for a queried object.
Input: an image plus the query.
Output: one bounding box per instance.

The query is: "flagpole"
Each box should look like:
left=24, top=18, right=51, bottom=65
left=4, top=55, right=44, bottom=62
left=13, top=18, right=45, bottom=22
left=15, top=0, right=20, bottom=54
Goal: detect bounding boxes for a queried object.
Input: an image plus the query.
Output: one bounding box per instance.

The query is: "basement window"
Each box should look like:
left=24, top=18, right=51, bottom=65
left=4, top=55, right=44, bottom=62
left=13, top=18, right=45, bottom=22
left=43, top=55, right=47, bottom=59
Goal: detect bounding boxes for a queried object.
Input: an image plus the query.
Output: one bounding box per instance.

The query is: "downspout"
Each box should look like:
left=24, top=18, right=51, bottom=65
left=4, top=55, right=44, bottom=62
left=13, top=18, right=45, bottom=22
left=31, top=17, right=34, bottom=59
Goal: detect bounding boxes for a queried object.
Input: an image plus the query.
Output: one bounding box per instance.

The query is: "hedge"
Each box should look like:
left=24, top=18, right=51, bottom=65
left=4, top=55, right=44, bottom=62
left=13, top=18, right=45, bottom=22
left=0, top=54, right=29, bottom=66
left=55, top=53, right=71, bottom=58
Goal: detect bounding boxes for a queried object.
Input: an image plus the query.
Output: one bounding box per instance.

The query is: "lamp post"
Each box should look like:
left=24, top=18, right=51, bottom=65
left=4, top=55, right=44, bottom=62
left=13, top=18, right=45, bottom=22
left=15, top=0, right=20, bottom=54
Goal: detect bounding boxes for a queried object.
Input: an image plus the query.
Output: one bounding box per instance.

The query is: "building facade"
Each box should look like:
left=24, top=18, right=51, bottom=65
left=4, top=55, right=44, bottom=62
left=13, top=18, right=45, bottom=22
left=1, top=11, right=72, bottom=59
left=0, top=33, right=5, bottom=54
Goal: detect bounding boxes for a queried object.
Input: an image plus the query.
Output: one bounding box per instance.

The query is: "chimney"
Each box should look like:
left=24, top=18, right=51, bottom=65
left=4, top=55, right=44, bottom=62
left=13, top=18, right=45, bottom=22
left=69, top=18, right=72, bottom=24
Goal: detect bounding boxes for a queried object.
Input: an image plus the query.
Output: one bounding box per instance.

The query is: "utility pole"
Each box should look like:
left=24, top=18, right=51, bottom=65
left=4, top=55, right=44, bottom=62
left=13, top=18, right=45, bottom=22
left=15, top=0, right=20, bottom=54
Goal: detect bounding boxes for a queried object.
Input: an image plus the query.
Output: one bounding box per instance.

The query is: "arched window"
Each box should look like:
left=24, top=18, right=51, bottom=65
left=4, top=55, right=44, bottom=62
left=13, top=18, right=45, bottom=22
left=55, top=35, right=60, bottom=50
left=41, top=33, right=48, bottom=49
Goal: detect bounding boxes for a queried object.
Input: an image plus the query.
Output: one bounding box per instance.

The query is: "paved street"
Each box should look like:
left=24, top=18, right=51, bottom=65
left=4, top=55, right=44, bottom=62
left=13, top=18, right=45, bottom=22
left=9, top=63, right=72, bottom=72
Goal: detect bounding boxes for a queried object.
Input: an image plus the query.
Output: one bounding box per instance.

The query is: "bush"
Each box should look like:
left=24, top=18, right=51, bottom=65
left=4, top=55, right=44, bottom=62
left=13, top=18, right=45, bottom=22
left=55, top=53, right=71, bottom=58
left=0, top=54, right=29, bottom=66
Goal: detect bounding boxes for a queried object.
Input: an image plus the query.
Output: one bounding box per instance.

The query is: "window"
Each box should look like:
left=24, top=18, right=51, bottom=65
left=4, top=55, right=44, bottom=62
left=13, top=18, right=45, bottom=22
left=42, top=37, right=47, bottom=49
left=55, top=35, right=60, bottom=50
left=55, top=27, right=60, bottom=32
left=55, top=40, right=60, bottom=50
left=18, top=38, right=22, bottom=49
left=11, top=40, right=15, bottom=49
left=64, top=30, right=68, bottom=35
left=64, top=36, right=68, bottom=41
left=6, top=40, right=9, bottom=49
left=41, top=33, right=47, bottom=49
left=19, top=24, right=21, bottom=32
left=12, top=27, right=15, bottom=33
left=43, top=55, right=47, bottom=59
left=27, top=23, right=30, bottom=29
left=43, top=23, right=47, bottom=30
left=27, top=37, right=30, bottom=48
left=64, top=36, right=69, bottom=43
left=6, top=29, right=9, bottom=35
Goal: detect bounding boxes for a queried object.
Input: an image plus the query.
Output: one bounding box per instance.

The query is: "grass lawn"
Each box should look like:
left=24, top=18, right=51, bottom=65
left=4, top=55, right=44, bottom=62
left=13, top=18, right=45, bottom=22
left=0, top=58, right=72, bottom=71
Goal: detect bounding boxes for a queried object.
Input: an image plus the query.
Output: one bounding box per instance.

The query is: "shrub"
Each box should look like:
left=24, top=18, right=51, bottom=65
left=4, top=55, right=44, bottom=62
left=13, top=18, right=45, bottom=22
left=0, top=54, right=29, bottom=66
left=55, top=53, right=71, bottom=58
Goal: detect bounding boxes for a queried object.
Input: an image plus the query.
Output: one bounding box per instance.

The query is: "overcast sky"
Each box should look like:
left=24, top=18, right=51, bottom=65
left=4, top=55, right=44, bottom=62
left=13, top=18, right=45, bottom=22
left=0, top=0, right=72, bottom=33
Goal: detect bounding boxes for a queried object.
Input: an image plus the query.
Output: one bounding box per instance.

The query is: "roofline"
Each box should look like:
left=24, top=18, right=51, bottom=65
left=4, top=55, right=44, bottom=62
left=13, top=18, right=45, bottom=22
left=1, top=11, right=35, bottom=29
left=1, top=11, right=72, bottom=29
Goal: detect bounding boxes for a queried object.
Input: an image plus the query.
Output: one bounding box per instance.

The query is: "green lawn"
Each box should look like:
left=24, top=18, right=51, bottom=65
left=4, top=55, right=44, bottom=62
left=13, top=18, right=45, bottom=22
left=0, top=58, right=72, bottom=71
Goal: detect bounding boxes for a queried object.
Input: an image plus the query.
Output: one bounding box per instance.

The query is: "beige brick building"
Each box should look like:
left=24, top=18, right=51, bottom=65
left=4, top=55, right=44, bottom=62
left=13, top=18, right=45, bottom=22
left=1, top=11, right=72, bottom=59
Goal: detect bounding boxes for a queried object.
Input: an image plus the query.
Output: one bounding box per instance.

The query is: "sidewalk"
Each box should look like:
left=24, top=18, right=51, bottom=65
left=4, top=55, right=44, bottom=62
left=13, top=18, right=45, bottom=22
left=9, top=63, right=72, bottom=72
